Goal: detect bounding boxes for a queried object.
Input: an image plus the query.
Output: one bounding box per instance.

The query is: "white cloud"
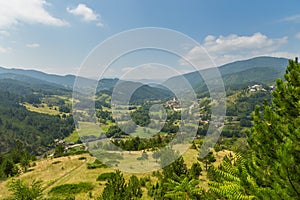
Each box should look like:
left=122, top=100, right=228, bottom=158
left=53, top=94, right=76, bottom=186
left=180, top=32, right=290, bottom=68
left=121, top=66, right=135, bottom=73
left=0, top=46, right=12, bottom=53
left=0, top=0, right=68, bottom=29
left=295, top=32, right=300, bottom=40
left=0, top=30, right=10, bottom=37
left=67, top=4, right=103, bottom=26
left=280, top=14, right=300, bottom=23
left=26, top=43, right=40, bottom=48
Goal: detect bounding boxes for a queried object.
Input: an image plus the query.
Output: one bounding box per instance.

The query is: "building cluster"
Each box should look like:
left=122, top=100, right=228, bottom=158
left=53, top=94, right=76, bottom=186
left=248, top=84, right=267, bottom=92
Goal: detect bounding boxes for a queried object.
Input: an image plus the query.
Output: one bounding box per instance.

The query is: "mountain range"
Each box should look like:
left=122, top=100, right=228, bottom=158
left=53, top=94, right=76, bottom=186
left=0, top=56, right=289, bottom=99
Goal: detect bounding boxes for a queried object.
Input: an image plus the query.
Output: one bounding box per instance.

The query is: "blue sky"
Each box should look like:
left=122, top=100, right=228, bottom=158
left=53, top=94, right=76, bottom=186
left=0, top=0, right=300, bottom=79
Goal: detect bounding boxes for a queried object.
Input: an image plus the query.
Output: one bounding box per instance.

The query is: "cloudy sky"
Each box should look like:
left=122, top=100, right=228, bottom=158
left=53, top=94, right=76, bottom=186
left=0, top=0, right=299, bottom=79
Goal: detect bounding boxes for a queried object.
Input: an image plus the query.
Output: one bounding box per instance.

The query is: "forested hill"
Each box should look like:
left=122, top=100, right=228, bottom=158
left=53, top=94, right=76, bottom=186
left=0, top=66, right=94, bottom=89
left=164, top=56, right=288, bottom=93
left=0, top=84, right=75, bottom=155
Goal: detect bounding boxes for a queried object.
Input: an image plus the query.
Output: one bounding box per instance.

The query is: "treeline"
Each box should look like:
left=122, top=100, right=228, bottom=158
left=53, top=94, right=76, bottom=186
left=112, top=135, right=173, bottom=151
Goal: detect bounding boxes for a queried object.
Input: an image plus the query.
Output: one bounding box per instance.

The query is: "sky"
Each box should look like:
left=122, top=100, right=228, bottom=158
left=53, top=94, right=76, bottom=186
left=0, top=0, right=300, bottom=80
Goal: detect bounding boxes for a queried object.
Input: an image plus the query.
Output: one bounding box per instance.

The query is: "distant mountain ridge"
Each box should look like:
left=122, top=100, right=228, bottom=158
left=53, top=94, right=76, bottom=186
left=0, top=67, right=94, bottom=89
left=164, top=56, right=289, bottom=93
left=0, top=56, right=290, bottom=97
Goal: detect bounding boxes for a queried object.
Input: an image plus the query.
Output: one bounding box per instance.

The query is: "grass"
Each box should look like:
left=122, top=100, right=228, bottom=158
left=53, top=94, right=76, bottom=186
left=78, top=121, right=103, bottom=137
left=0, top=145, right=233, bottom=199
left=49, top=182, right=94, bottom=195
left=130, top=126, right=158, bottom=138
left=64, top=131, right=80, bottom=143
left=23, top=102, right=61, bottom=115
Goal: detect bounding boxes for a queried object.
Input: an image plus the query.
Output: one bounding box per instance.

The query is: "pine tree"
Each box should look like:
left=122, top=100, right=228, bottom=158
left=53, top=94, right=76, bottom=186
left=246, top=58, right=300, bottom=198
left=164, top=175, right=203, bottom=200
left=208, top=58, right=300, bottom=199
left=100, top=170, right=126, bottom=200
left=207, top=154, right=261, bottom=199
left=7, top=179, right=43, bottom=200
left=125, top=175, right=142, bottom=199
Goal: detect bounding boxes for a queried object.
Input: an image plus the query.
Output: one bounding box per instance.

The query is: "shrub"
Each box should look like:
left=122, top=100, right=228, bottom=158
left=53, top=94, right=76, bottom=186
left=96, top=172, right=116, bottom=181
left=49, top=182, right=93, bottom=195
left=52, top=161, right=62, bottom=165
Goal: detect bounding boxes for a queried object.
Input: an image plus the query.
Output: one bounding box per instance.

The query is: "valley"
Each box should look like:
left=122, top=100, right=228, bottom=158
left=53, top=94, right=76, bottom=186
left=0, top=56, right=298, bottom=199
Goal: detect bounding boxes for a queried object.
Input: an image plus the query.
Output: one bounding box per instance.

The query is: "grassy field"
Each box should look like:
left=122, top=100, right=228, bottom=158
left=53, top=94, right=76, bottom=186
left=23, top=102, right=61, bottom=115
left=64, top=131, right=80, bottom=143
left=78, top=122, right=103, bottom=137
left=0, top=147, right=232, bottom=199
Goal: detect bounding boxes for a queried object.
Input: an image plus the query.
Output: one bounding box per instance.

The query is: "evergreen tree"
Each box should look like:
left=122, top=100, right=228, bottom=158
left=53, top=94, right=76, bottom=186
left=208, top=58, right=300, bottom=199
left=164, top=175, right=203, bottom=200
left=125, top=175, right=142, bottom=199
left=100, top=171, right=143, bottom=200
left=189, top=162, right=202, bottom=179
left=246, top=58, right=300, bottom=198
left=100, top=170, right=126, bottom=200
left=207, top=154, right=262, bottom=199
left=7, top=179, right=43, bottom=200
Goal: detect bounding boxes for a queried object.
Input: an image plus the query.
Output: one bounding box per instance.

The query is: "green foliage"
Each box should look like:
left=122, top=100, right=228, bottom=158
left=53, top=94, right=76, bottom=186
left=99, top=170, right=142, bottom=200
left=53, top=144, right=65, bottom=158
left=131, top=106, right=151, bottom=126
left=126, top=175, right=143, bottom=199
left=100, top=171, right=126, bottom=200
left=0, top=143, right=34, bottom=179
left=207, top=154, right=261, bottom=199
left=49, top=182, right=94, bottom=195
left=164, top=176, right=204, bottom=200
left=7, top=179, right=43, bottom=200
left=162, top=155, right=187, bottom=181
left=245, top=58, right=300, bottom=198
left=207, top=58, right=300, bottom=199
left=198, top=151, right=216, bottom=171
left=189, top=162, right=202, bottom=179
left=112, top=135, right=172, bottom=151
left=0, top=90, right=75, bottom=155
left=87, top=159, right=106, bottom=169
left=96, top=172, right=116, bottom=181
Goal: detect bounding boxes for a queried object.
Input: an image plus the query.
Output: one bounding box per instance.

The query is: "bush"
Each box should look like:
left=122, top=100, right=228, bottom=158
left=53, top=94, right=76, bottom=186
left=86, top=159, right=107, bottom=169
left=96, top=172, right=116, bottom=181
left=52, top=161, right=62, bottom=165
left=49, top=182, right=94, bottom=195
left=8, top=179, right=43, bottom=200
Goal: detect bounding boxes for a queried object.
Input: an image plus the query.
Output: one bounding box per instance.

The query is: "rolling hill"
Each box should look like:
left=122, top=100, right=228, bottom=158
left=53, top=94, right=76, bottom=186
left=164, top=56, right=289, bottom=93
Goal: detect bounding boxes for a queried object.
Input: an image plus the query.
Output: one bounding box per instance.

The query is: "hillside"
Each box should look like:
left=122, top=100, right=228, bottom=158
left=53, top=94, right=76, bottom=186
left=0, top=90, right=75, bottom=155
left=0, top=56, right=296, bottom=199
left=164, top=56, right=288, bottom=93
left=0, top=148, right=234, bottom=199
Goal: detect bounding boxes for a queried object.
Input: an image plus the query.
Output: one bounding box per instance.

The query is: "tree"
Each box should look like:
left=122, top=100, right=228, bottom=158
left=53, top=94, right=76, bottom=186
left=189, top=162, right=202, bottom=179
left=198, top=151, right=216, bottom=171
left=100, top=171, right=143, bottom=200
left=100, top=170, right=126, bottom=200
left=54, top=144, right=65, bottom=157
left=125, top=175, right=142, bottom=199
left=162, top=154, right=187, bottom=181
left=164, top=175, right=203, bottom=200
left=1, top=158, right=18, bottom=178
left=7, top=179, right=43, bottom=200
left=246, top=58, right=300, bottom=198
left=152, top=150, right=161, bottom=162
left=207, top=58, right=300, bottom=199
left=207, top=154, right=261, bottom=199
